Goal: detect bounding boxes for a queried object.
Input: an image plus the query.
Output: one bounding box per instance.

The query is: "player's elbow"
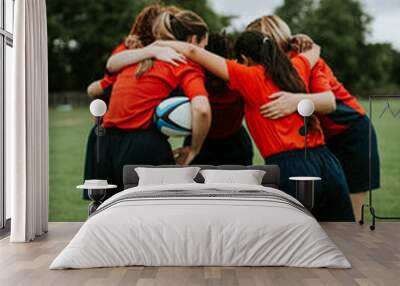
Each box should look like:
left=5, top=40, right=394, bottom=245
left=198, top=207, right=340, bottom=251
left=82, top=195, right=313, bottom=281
left=87, top=81, right=103, bottom=98
left=106, top=60, right=116, bottom=74
left=87, top=83, right=96, bottom=98
left=192, top=96, right=211, bottom=120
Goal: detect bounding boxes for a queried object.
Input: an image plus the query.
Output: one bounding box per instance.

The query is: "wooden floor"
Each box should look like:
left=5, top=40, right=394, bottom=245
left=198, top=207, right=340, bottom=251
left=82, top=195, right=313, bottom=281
left=0, top=222, right=399, bottom=286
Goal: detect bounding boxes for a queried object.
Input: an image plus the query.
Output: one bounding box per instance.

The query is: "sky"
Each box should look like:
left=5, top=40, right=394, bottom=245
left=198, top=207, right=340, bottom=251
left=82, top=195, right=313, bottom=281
left=209, top=0, right=400, bottom=50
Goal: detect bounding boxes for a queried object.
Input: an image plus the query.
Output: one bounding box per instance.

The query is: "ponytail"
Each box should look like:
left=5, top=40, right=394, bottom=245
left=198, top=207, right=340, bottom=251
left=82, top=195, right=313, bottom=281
left=135, top=11, right=177, bottom=77
left=261, top=36, right=307, bottom=93
left=234, top=31, right=306, bottom=93
left=136, top=10, right=208, bottom=77
left=126, top=4, right=163, bottom=48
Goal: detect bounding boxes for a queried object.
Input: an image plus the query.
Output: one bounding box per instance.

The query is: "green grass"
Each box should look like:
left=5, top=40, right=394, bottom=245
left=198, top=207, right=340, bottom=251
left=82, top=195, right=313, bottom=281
left=49, top=99, right=400, bottom=221
left=362, top=99, right=400, bottom=218
left=49, top=107, right=93, bottom=221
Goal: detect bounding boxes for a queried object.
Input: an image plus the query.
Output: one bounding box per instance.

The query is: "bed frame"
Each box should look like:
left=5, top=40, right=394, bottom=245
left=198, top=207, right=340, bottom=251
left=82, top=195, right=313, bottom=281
left=123, top=165, right=280, bottom=190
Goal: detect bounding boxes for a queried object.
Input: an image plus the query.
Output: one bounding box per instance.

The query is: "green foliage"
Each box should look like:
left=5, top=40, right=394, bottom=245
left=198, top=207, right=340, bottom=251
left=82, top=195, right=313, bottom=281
left=389, top=48, right=400, bottom=87
left=164, top=0, right=233, bottom=31
left=275, top=0, right=400, bottom=95
left=47, top=0, right=231, bottom=92
left=275, top=0, right=315, bottom=30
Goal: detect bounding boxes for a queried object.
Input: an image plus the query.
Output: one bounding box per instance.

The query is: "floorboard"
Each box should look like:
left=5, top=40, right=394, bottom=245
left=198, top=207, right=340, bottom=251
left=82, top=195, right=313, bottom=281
left=0, top=222, right=399, bottom=286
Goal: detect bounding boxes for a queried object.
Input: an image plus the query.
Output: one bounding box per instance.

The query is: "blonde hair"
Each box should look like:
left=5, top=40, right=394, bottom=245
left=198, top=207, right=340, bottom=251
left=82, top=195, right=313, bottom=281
left=246, top=15, right=292, bottom=52
left=136, top=10, right=208, bottom=76
left=125, top=5, right=182, bottom=49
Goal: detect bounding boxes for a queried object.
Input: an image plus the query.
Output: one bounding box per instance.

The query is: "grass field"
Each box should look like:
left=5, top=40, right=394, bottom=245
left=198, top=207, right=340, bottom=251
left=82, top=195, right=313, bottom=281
left=49, top=99, right=400, bottom=221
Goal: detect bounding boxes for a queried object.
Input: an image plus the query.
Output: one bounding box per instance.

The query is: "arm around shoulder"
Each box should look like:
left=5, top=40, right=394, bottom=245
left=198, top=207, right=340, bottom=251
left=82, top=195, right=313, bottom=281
left=154, top=41, right=230, bottom=81
left=300, top=43, right=321, bottom=68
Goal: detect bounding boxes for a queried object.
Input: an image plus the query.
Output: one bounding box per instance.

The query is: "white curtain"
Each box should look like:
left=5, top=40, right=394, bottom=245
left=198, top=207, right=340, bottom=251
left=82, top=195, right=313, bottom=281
left=7, top=0, right=49, bottom=242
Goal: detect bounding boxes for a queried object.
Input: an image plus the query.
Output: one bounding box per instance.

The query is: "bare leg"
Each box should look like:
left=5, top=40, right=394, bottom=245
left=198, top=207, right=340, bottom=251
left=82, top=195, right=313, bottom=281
left=351, top=192, right=366, bottom=222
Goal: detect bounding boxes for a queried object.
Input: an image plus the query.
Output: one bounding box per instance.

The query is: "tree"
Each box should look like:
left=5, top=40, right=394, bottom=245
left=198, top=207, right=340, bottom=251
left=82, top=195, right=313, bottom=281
left=389, top=49, right=400, bottom=88
left=47, top=0, right=231, bottom=92
left=357, top=43, right=397, bottom=93
left=275, top=0, right=399, bottom=95
left=275, top=0, right=315, bottom=32
left=165, top=0, right=232, bottom=32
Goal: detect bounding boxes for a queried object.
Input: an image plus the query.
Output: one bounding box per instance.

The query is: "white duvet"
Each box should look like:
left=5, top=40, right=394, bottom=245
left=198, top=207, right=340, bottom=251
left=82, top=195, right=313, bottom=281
left=50, top=183, right=351, bottom=269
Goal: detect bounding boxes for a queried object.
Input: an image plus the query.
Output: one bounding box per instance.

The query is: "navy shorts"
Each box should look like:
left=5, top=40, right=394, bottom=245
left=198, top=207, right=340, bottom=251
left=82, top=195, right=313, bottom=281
left=83, top=127, right=175, bottom=200
left=265, top=146, right=354, bottom=222
left=326, top=116, right=380, bottom=193
left=183, top=126, right=254, bottom=165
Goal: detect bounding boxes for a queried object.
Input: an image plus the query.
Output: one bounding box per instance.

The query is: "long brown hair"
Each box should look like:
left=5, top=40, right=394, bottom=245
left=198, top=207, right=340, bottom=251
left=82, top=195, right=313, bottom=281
left=246, top=17, right=320, bottom=129
left=234, top=31, right=306, bottom=93
left=136, top=10, right=208, bottom=76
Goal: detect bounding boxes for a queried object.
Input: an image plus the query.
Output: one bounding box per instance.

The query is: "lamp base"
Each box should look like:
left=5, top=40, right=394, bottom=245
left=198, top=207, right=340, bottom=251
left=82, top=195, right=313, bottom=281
left=87, top=188, right=106, bottom=215
left=296, top=180, right=315, bottom=210
left=289, top=177, right=321, bottom=211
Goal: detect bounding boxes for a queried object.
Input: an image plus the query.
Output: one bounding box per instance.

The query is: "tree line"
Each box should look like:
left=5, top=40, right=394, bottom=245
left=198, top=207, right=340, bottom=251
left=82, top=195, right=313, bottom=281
left=47, top=0, right=400, bottom=96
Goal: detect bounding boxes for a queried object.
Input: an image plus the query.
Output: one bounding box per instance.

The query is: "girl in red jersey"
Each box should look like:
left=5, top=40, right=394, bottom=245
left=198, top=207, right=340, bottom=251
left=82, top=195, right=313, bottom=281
left=86, top=4, right=182, bottom=99
left=82, top=4, right=185, bottom=200
left=153, top=31, right=354, bottom=221
left=181, top=33, right=253, bottom=165
left=96, top=10, right=211, bottom=198
left=249, top=15, right=380, bottom=222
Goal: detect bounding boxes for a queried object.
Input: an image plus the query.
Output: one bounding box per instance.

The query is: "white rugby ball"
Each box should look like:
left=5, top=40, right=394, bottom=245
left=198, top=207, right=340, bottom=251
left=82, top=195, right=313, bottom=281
left=154, top=97, right=192, bottom=137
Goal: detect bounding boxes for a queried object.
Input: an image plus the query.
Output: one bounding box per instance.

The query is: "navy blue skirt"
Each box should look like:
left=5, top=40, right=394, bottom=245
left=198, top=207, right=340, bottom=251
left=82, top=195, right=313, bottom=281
left=83, top=127, right=175, bottom=200
left=326, top=115, right=380, bottom=193
left=265, top=146, right=354, bottom=222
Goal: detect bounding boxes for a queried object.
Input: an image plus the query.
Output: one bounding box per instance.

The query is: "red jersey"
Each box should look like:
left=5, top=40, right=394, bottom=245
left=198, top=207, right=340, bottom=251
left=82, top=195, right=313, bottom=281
left=310, top=58, right=366, bottom=138
left=99, top=43, right=128, bottom=90
left=226, top=55, right=325, bottom=158
left=207, top=89, right=244, bottom=139
left=103, top=60, right=208, bottom=129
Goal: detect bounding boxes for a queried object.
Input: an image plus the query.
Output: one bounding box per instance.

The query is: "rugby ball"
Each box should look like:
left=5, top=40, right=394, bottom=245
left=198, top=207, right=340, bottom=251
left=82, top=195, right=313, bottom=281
left=154, top=97, right=192, bottom=137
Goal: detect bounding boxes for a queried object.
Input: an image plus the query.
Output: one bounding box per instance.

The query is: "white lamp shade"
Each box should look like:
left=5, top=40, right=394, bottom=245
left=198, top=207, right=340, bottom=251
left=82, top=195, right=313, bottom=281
left=90, top=99, right=107, bottom=117
left=297, top=99, right=315, bottom=117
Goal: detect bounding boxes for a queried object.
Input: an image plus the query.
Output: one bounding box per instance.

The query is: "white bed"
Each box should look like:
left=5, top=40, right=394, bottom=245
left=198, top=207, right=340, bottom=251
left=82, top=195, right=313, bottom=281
left=50, top=182, right=350, bottom=269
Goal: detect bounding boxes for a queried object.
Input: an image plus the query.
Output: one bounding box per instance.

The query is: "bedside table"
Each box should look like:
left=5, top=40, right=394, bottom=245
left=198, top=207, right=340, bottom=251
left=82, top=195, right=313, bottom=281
left=77, top=183, right=117, bottom=216
left=289, top=176, right=321, bottom=210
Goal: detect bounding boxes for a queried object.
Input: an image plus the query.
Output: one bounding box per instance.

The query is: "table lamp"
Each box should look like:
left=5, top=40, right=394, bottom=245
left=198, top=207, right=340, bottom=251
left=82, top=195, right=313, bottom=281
left=297, top=99, right=315, bottom=159
left=79, top=99, right=115, bottom=216
left=290, top=99, right=318, bottom=210
left=89, top=99, right=107, bottom=163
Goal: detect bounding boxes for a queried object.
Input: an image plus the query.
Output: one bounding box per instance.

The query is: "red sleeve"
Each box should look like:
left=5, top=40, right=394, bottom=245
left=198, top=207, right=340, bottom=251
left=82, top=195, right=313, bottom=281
left=177, top=63, right=208, bottom=100
left=310, top=60, right=332, bottom=92
left=291, top=54, right=311, bottom=90
left=226, top=59, right=254, bottom=93
left=99, top=74, right=117, bottom=90
left=112, top=43, right=128, bottom=55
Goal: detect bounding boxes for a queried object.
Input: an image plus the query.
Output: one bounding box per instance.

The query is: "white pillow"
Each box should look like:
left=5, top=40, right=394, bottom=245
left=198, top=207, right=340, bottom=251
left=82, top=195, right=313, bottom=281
left=200, top=169, right=266, bottom=185
left=135, top=167, right=201, bottom=186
